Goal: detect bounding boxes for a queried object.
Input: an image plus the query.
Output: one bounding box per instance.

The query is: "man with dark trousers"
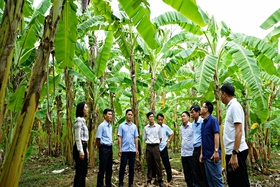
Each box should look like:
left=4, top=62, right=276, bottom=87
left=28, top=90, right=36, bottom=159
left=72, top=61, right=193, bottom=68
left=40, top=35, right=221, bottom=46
left=190, top=105, right=208, bottom=187
left=96, top=108, right=114, bottom=187
left=118, top=109, right=139, bottom=187
left=221, top=83, right=250, bottom=187
left=157, top=113, right=174, bottom=185
left=144, top=112, right=164, bottom=187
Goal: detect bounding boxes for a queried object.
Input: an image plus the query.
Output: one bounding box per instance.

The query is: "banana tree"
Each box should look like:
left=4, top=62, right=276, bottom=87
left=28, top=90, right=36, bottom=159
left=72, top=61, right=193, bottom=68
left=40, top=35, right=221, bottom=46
left=0, top=0, right=24, bottom=144
left=0, top=0, right=64, bottom=186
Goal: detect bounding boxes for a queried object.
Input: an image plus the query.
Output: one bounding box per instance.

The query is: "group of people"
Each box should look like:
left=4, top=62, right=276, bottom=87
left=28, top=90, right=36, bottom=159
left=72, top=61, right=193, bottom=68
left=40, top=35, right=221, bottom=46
left=72, top=83, right=251, bottom=187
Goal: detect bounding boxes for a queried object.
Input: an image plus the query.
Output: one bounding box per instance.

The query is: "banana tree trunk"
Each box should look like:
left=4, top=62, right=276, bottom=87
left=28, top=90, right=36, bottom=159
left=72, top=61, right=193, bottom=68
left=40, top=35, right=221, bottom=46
left=0, top=1, right=63, bottom=186
left=173, top=100, right=178, bottom=152
left=130, top=56, right=141, bottom=158
left=0, top=0, right=24, bottom=144
left=64, top=67, right=74, bottom=165
left=149, top=69, right=156, bottom=114
left=54, top=95, right=63, bottom=156
left=213, top=73, right=225, bottom=169
left=87, top=33, right=98, bottom=168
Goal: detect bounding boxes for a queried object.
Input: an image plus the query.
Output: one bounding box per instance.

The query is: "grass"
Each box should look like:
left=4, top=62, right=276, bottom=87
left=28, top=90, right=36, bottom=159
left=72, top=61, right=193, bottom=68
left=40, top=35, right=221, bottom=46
left=19, top=150, right=280, bottom=187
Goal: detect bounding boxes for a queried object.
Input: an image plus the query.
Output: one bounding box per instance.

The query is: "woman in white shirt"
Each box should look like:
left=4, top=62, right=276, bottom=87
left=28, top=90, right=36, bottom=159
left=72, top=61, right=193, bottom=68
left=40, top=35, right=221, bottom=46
left=73, top=102, right=89, bottom=187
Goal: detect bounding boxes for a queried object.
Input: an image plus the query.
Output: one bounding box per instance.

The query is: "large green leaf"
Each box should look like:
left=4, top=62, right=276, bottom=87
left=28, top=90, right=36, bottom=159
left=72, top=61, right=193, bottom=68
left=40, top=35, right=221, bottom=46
left=260, top=8, right=280, bottom=30
left=93, top=0, right=131, bottom=58
left=77, top=15, right=104, bottom=31
left=167, top=80, right=194, bottom=92
left=7, top=86, right=26, bottom=112
left=264, top=26, right=280, bottom=44
left=154, top=47, right=196, bottom=90
left=73, top=57, right=95, bottom=82
left=257, top=54, right=276, bottom=75
left=262, top=72, right=280, bottom=85
left=162, top=0, right=207, bottom=27
left=153, top=11, right=203, bottom=35
left=94, top=31, right=114, bottom=78
left=226, top=41, right=267, bottom=109
left=160, top=31, right=199, bottom=54
left=55, top=0, right=78, bottom=68
left=242, top=36, right=280, bottom=62
left=196, top=54, right=217, bottom=93
left=117, top=0, right=159, bottom=49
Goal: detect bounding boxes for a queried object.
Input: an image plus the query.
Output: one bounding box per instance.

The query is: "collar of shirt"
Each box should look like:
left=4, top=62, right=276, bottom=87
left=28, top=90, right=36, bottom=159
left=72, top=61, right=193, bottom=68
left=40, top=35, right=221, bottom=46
left=194, top=117, right=203, bottom=126
left=182, top=122, right=191, bottom=128
left=226, top=98, right=236, bottom=109
left=203, top=115, right=212, bottom=123
left=103, top=120, right=111, bottom=127
left=125, top=121, right=132, bottom=126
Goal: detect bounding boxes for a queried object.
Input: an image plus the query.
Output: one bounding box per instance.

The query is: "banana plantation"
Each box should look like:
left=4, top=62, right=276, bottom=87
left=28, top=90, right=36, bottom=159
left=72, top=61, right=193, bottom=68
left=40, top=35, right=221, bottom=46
left=0, top=0, right=280, bottom=186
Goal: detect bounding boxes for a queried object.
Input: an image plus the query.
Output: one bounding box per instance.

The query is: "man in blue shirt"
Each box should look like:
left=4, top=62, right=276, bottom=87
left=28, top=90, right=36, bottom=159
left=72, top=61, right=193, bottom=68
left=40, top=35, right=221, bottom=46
left=156, top=113, right=174, bottom=185
left=96, top=108, right=114, bottom=187
left=199, top=102, right=224, bottom=187
left=118, top=109, right=139, bottom=187
left=190, top=105, right=208, bottom=187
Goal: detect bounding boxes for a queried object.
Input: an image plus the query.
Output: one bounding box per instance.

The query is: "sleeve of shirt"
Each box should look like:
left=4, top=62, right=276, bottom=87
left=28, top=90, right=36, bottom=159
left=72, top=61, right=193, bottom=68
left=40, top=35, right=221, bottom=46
left=213, top=118, right=220, bottom=134
left=158, top=125, right=162, bottom=139
left=74, top=118, right=84, bottom=154
left=117, top=124, right=123, bottom=137
left=233, top=104, right=243, bottom=124
left=166, top=125, right=173, bottom=135
left=134, top=125, right=139, bottom=138
left=96, top=124, right=103, bottom=139
left=143, top=127, right=147, bottom=140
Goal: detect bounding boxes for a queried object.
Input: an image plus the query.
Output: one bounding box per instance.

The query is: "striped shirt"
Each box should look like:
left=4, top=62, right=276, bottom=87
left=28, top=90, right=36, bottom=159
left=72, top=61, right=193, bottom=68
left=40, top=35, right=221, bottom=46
left=73, top=117, right=89, bottom=154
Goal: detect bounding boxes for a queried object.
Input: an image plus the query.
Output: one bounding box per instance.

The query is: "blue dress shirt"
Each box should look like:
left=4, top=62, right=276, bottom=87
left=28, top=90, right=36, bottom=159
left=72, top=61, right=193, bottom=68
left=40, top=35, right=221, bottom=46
left=118, top=121, right=139, bottom=152
left=96, top=120, right=112, bottom=146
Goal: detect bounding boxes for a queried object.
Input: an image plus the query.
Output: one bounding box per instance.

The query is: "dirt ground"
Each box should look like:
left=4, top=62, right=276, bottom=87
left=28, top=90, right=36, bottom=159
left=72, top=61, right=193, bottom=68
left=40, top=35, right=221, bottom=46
left=19, top=152, right=280, bottom=187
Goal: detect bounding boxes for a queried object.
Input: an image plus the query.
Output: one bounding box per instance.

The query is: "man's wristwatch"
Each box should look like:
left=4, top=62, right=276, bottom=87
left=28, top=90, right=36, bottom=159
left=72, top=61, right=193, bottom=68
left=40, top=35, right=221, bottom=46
left=215, top=148, right=218, bottom=152
left=232, top=150, right=238, bottom=155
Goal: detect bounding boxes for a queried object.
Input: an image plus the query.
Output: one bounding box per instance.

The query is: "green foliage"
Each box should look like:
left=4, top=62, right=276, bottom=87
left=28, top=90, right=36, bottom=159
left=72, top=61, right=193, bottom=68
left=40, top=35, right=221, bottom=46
left=55, top=0, right=78, bottom=68
left=95, top=31, right=114, bottom=78
left=162, top=0, right=208, bottom=27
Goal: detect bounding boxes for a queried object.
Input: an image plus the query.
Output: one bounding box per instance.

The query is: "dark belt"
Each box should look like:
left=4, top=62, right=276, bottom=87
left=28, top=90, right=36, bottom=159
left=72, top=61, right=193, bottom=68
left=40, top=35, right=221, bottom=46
left=146, top=143, right=159, bottom=146
left=194, top=146, right=201, bottom=151
left=82, top=141, right=88, bottom=145
left=100, top=144, right=112, bottom=147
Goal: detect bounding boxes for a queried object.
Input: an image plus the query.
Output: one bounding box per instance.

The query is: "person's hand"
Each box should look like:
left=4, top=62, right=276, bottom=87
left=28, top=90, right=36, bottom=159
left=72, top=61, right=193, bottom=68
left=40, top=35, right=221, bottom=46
left=229, top=154, right=239, bottom=171
left=136, top=149, right=139, bottom=156
left=211, top=151, right=220, bottom=163
left=118, top=149, right=122, bottom=157
left=79, top=153, right=85, bottom=160
left=199, top=154, right=203, bottom=163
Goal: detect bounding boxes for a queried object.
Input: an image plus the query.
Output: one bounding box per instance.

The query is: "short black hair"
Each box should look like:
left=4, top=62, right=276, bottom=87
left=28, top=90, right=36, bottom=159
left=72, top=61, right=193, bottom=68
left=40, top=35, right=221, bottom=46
left=181, top=111, right=190, bottom=117
left=146, top=112, right=154, bottom=118
left=156, top=113, right=164, bottom=119
left=126, top=109, right=133, bottom=114
left=190, top=104, right=200, bottom=112
left=204, top=101, right=214, bottom=114
left=103, top=108, right=113, bottom=115
left=76, top=102, right=86, bottom=118
left=221, top=83, right=235, bottom=97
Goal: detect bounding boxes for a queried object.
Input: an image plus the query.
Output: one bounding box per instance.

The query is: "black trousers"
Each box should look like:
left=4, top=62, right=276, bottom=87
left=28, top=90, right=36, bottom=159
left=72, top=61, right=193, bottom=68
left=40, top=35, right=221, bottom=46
left=97, top=145, right=113, bottom=187
left=119, top=152, right=136, bottom=186
left=146, top=144, right=162, bottom=182
left=226, top=149, right=250, bottom=187
left=193, top=146, right=208, bottom=187
left=73, top=143, right=88, bottom=187
left=160, top=146, right=172, bottom=182
left=182, top=156, right=196, bottom=187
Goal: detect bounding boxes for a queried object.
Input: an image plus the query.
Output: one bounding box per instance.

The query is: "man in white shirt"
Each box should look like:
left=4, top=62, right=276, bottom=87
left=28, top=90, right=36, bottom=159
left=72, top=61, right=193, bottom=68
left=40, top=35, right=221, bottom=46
left=144, top=112, right=164, bottom=187
left=221, top=83, right=250, bottom=187
left=180, top=111, right=197, bottom=187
